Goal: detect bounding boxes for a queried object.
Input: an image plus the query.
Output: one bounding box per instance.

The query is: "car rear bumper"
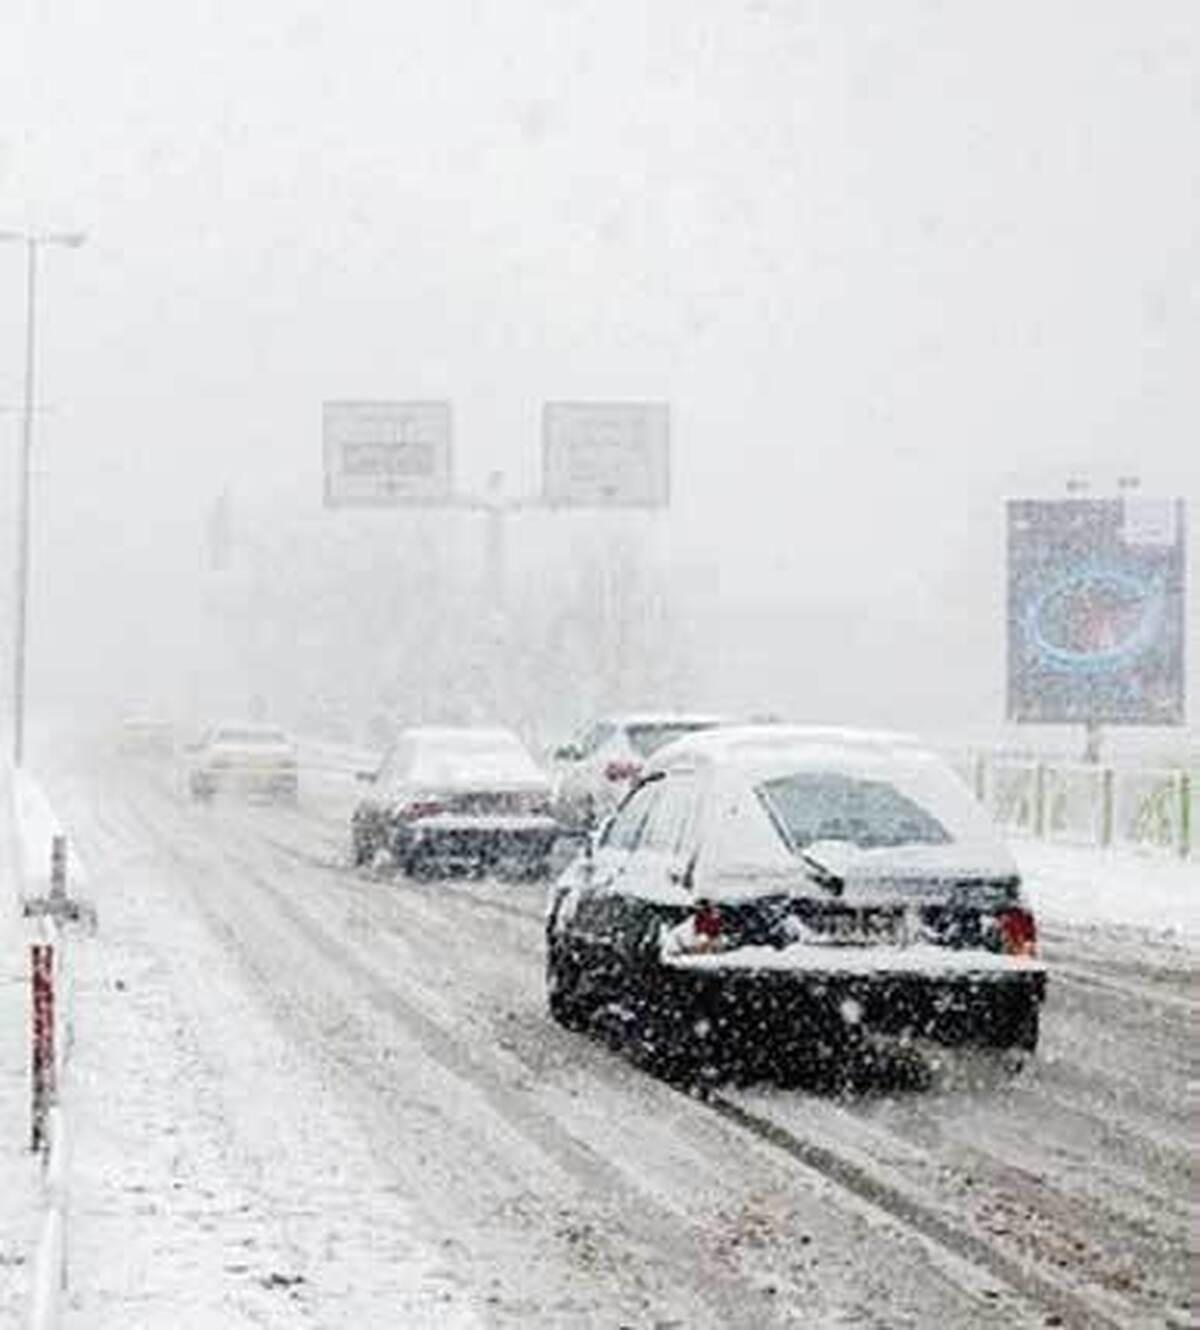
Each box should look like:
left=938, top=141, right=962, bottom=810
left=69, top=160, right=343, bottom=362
left=192, top=768, right=298, bottom=797
left=653, top=959, right=1046, bottom=1057
left=404, top=816, right=560, bottom=873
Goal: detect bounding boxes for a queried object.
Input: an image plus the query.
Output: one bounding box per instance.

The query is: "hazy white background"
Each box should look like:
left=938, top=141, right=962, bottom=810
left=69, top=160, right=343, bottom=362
left=1, top=0, right=1196, bottom=745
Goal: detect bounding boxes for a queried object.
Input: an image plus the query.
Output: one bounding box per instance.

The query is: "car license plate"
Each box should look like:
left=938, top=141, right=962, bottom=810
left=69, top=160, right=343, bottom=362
left=825, top=908, right=905, bottom=945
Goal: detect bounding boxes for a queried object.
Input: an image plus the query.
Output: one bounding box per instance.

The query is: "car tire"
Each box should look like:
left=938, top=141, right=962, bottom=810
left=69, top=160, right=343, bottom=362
left=974, top=992, right=1040, bottom=1057
left=405, top=847, right=438, bottom=881
left=1009, top=1000, right=1040, bottom=1054
left=546, top=939, right=589, bottom=1031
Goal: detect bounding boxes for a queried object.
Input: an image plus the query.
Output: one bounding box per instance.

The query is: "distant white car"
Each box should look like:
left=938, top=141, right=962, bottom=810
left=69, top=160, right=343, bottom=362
left=551, top=713, right=726, bottom=829
left=352, top=726, right=560, bottom=879
left=118, top=715, right=175, bottom=758
left=187, top=723, right=299, bottom=803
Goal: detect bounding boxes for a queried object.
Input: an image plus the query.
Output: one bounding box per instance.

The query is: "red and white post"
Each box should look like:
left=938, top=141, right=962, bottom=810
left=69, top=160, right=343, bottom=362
left=30, top=943, right=55, bottom=1153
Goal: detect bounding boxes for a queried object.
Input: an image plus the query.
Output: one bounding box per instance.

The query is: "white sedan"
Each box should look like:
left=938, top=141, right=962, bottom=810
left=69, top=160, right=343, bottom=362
left=187, top=723, right=299, bottom=803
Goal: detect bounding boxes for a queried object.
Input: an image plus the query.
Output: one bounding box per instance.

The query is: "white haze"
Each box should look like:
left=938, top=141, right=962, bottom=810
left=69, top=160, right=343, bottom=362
left=1, top=0, right=1197, bottom=752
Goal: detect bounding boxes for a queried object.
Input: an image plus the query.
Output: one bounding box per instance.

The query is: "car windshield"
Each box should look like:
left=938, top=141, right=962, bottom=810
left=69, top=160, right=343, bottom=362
left=757, top=770, right=952, bottom=851
left=625, top=722, right=717, bottom=758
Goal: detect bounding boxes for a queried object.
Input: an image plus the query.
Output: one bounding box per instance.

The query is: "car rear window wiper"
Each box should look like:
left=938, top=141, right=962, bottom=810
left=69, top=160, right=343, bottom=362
left=797, top=848, right=844, bottom=897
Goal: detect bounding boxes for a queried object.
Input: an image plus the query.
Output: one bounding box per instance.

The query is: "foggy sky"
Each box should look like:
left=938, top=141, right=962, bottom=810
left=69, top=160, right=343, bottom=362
left=2, top=1, right=1197, bottom=738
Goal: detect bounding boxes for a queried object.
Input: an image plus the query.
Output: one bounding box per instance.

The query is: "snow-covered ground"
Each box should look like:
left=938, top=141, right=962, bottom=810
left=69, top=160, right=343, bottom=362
left=1015, top=837, right=1197, bottom=941
left=2, top=748, right=1195, bottom=1328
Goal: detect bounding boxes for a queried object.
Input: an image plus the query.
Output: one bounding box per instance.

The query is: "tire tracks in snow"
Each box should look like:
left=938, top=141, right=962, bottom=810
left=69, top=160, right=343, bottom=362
left=110, top=788, right=816, bottom=1328
left=704, top=1094, right=1129, bottom=1330
left=78, top=768, right=1191, bottom=1328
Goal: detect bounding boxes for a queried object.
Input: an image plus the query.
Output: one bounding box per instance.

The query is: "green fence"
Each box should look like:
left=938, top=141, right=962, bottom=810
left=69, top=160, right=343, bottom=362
left=962, top=755, right=1193, bottom=859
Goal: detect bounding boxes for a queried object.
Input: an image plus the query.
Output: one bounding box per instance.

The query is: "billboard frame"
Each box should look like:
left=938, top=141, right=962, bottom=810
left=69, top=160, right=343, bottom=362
left=1005, top=495, right=1186, bottom=728
left=541, top=400, right=670, bottom=509
left=322, top=399, right=454, bottom=508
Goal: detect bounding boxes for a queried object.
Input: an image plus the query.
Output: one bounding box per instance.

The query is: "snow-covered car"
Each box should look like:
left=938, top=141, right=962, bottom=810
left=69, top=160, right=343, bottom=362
left=551, top=712, right=726, bottom=829
left=187, top=722, right=299, bottom=803
left=117, top=715, right=175, bottom=757
left=546, top=725, right=1046, bottom=1080
left=352, top=726, right=560, bottom=879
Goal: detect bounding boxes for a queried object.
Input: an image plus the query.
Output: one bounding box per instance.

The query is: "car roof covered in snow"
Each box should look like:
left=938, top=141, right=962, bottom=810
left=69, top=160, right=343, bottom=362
left=649, top=724, right=931, bottom=772
left=603, top=712, right=729, bottom=729
left=210, top=722, right=292, bottom=743
left=650, top=726, right=1014, bottom=888
left=400, top=726, right=549, bottom=789
left=407, top=725, right=526, bottom=745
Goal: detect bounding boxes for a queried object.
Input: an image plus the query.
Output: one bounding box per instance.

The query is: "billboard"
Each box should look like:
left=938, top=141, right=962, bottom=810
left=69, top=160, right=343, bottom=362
left=1007, top=497, right=1186, bottom=725
left=542, top=401, right=670, bottom=508
left=323, top=401, right=453, bottom=507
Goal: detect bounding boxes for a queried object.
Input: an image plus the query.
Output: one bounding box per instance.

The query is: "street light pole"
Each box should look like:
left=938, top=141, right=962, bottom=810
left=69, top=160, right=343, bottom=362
left=0, top=229, right=86, bottom=767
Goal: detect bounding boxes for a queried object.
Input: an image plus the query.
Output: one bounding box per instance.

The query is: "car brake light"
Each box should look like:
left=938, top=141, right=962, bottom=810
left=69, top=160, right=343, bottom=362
left=693, top=901, right=723, bottom=940
left=661, top=900, right=734, bottom=958
left=403, top=800, right=445, bottom=820
left=997, top=907, right=1038, bottom=957
left=604, top=759, right=642, bottom=782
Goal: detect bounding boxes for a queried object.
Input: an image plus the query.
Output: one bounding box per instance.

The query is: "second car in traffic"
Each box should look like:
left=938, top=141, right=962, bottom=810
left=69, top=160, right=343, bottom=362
left=353, top=726, right=560, bottom=879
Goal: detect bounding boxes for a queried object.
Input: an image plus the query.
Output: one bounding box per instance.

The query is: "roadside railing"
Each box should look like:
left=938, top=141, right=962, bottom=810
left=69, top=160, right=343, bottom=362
left=11, top=774, right=89, bottom=1330
left=958, top=753, right=1194, bottom=858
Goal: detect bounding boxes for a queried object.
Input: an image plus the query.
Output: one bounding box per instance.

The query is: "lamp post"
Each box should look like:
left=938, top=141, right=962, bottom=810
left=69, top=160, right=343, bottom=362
left=0, top=229, right=86, bottom=767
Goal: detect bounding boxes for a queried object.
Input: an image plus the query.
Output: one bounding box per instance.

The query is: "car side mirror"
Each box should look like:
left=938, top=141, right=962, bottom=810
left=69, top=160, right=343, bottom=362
left=554, top=744, right=581, bottom=762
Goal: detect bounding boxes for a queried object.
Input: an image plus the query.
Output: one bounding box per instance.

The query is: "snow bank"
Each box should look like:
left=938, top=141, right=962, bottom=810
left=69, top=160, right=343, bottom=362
left=1015, top=840, right=1198, bottom=943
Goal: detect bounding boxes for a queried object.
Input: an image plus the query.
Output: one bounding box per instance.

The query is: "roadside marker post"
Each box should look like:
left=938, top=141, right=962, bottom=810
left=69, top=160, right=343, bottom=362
left=23, top=834, right=90, bottom=926
left=30, top=943, right=55, bottom=1153
left=49, top=835, right=66, bottom=902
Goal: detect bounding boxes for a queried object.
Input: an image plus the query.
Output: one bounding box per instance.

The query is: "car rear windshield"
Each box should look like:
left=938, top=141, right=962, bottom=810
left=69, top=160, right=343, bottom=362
left=625, top=722, right=716, bottom=758
left=410, top=732, right=543, bottom=785
left=215, top=728, right=288, bottom=745
left=757, top=771, right=952, bottom=851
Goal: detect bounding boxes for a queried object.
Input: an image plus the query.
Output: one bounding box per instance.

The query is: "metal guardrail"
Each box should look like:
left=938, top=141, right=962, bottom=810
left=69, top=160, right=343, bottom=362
left=957, top=753, right=1194, bottom=858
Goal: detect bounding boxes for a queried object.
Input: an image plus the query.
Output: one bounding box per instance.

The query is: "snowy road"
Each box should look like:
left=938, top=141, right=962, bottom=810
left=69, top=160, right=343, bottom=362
left=44, top=751, right=1195, bottom=1329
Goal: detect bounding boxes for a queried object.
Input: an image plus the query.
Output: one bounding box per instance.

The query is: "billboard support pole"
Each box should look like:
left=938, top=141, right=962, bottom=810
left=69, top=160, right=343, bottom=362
left=483, top=471, right=509, bottom=721
left=1180, top=772, right=1192, bottom=860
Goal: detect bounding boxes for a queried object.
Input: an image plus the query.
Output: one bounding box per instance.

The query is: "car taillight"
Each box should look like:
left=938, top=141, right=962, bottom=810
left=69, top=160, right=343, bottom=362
left=604, top=759, right=642, bottom=783
left=403, top=800, right=445, bottom=820
left=996, top=907, right=1038, bottom=957
left=693, top=901, right=724, bottom=941
left=661, top=900, right=735, bottom=958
